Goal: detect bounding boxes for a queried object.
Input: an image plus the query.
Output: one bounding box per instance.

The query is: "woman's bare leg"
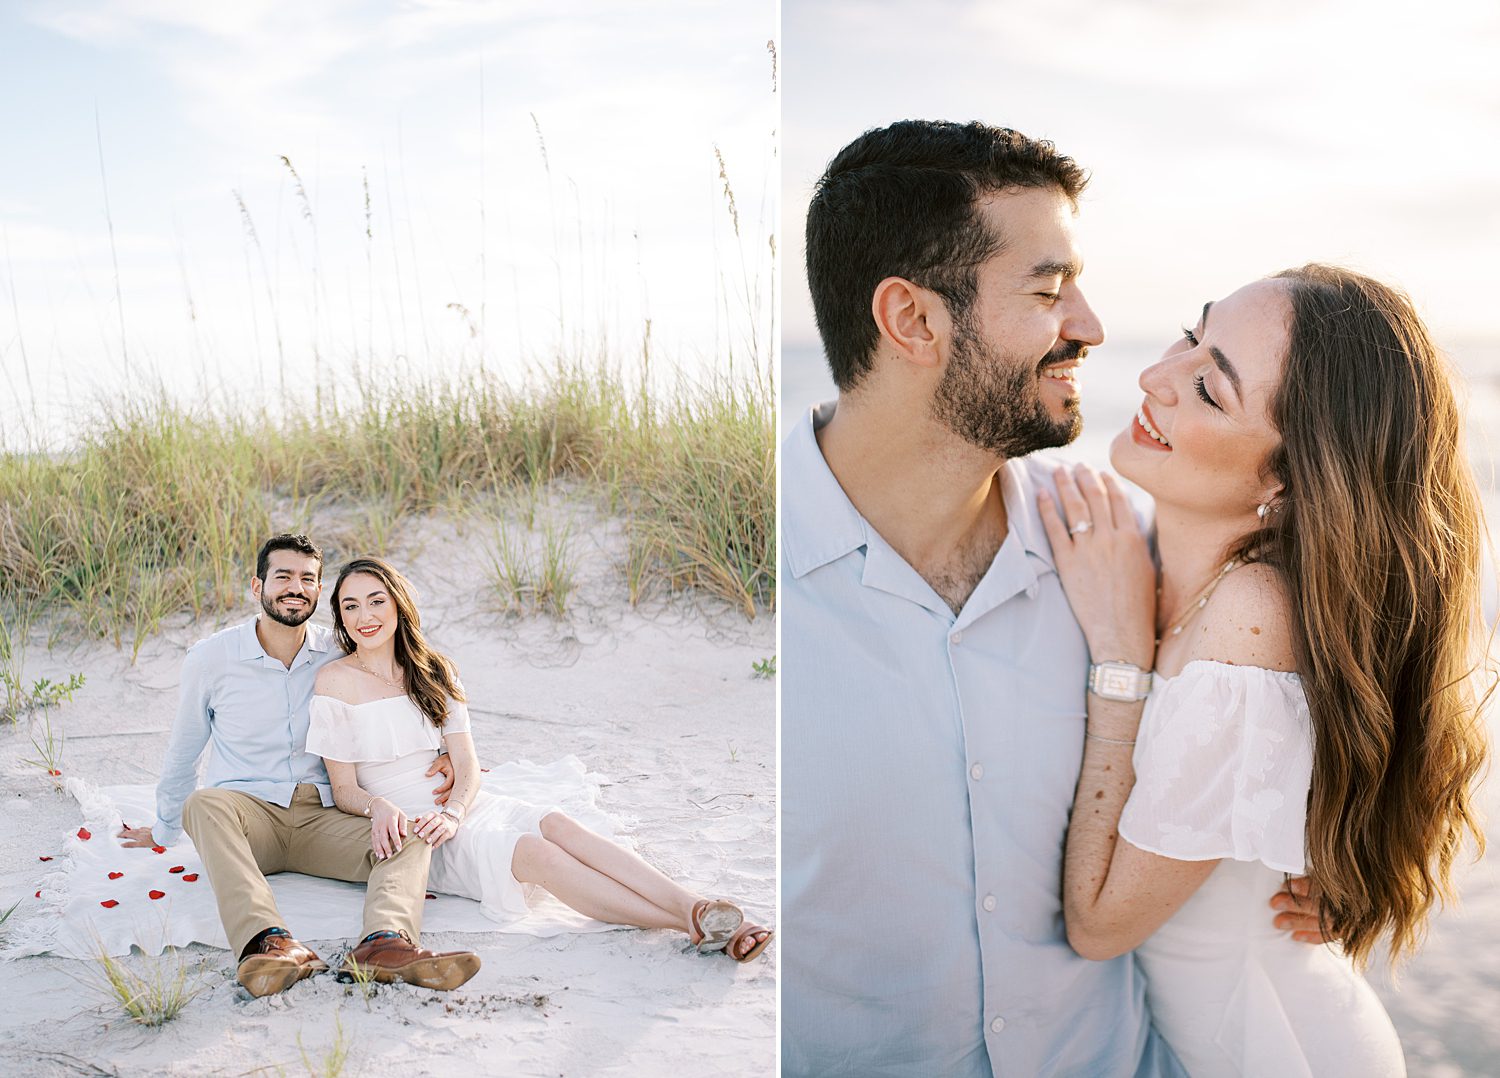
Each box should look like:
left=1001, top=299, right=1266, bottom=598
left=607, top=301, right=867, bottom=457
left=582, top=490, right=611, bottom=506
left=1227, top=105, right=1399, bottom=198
left=510, top=834, right=680, bottom=930
left=538, top=812, right=700, bottom=928
left=537, top=812, right=770, bottom=957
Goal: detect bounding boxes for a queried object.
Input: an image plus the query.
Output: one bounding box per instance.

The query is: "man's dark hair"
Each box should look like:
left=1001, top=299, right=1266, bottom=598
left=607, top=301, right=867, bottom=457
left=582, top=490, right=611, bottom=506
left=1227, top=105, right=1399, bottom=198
left=255, top=534, right=324, bottom=581
left=805, top=120, right=1088, bottom=391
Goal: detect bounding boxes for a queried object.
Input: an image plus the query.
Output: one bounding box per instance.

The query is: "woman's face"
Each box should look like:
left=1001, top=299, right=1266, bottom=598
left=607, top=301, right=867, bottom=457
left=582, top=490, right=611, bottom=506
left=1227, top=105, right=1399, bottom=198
left=1110, top=278, right=1292, bottom=521
left=338, top=571, right=399, bottom=651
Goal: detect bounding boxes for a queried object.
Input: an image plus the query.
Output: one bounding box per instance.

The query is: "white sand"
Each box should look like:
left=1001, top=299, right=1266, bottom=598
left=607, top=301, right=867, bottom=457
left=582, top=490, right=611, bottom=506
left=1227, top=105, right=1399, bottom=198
left=0, top=507, right=776, bottom=1076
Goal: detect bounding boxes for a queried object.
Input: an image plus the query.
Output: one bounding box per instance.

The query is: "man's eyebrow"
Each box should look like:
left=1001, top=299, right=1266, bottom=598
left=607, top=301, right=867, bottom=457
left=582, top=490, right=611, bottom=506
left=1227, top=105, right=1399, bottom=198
left=1201, top=301, right=1242, bottom=397
left=1027, top=259, right=1081, bottom=281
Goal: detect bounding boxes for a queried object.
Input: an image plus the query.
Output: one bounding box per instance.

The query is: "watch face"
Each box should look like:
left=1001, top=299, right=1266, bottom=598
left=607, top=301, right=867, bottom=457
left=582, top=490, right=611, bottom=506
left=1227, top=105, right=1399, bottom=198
left=1097, top=666, right=1137, bottom=697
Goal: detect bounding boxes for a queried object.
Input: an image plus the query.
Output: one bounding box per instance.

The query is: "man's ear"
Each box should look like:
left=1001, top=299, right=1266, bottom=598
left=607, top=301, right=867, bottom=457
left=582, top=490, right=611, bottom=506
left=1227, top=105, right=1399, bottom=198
left=871, top=276, right=948, bottom=373
left=251, top=576, right=264, bottom=601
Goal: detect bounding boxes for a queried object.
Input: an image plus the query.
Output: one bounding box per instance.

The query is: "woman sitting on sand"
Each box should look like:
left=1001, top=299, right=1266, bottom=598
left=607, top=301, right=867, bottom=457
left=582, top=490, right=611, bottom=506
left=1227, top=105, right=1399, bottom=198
left=305, top=555, right=772, bottom=963
left=1041, top=265, right=1488, bottom=1075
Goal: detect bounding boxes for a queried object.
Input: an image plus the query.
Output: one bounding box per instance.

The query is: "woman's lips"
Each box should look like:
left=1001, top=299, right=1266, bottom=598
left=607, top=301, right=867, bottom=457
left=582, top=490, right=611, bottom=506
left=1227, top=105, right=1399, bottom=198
left=1131, top=404, right=1172, bottom=452
left=357, top=625, right=382, bottom=637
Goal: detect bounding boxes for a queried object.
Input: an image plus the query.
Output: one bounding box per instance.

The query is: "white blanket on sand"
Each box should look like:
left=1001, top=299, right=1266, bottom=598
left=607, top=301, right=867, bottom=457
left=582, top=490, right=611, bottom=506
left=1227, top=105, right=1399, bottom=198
left=9, top=757, right=627, bottom=960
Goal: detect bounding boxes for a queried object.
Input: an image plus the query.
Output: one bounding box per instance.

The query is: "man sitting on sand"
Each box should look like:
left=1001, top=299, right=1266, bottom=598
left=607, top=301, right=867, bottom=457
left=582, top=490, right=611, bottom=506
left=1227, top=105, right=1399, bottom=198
left=117, top=533, right=480, bottom=997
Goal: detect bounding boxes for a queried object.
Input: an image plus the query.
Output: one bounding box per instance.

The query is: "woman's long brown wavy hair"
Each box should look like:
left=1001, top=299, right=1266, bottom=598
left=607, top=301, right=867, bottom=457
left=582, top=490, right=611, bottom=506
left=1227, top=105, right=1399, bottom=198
left=331, top=556, right=465, bottom=727
left=1228, top=263, right=1491, bottom=967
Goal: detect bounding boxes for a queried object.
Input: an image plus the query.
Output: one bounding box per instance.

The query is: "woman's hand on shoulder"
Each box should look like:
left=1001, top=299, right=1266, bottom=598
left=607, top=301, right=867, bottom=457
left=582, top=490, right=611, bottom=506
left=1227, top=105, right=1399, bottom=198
left=1038, top=463, right=1156, bottom=667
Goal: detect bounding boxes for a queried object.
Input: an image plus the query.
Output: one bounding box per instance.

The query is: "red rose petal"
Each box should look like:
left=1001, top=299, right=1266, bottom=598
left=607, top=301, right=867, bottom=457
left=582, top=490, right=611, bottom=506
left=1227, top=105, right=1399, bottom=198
left=100, top=899, right=118, bottom=908
left=182, top=874, right=199, bottom=882
left=77, top=828, right=91, bottom=841
left=480, top=768, right=491, bottom=773
left=34, top=891, right=41, bottom=899
left=148, top=890, right=166, bottom=900
left=425, top=893, right=436, bottom=900
left=169, top=865, right=185, bottom=874
left=47, top=769, right=61, bottom=776
left=108, top=871, right=124, bottom=880
left=151, top=846, right=166, bottom=854
left=38, top=856, right=52, bottom=862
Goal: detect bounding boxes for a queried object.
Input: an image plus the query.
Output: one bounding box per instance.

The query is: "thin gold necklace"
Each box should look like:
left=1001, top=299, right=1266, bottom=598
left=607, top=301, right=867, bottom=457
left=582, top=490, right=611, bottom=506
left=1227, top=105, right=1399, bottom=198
left=1156, top=559, right=1240, bottom=646
left=356, top=653, right=404, bottom=691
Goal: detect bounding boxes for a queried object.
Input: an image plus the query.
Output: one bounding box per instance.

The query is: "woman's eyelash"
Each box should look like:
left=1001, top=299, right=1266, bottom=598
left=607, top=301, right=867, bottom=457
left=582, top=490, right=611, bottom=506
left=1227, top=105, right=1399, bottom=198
left=1182, top=326, right=1200, bottom=346
left=1193, top=374, right=1220, bottom=410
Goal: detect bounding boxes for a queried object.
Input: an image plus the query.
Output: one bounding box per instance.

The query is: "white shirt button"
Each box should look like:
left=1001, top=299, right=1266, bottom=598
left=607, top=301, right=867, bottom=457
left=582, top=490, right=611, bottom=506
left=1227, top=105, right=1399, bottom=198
left=982, top=894, right=997, bottom=912
left=970, top=763, right=984, bottom=781
left=950, top=631, right=963, bottom=644
left=990, top=1016, right=1006, bottom=1033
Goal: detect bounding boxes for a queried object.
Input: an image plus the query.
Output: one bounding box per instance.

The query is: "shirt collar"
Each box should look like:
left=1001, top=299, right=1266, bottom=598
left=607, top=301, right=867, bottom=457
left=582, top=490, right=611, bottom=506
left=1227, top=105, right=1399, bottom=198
left=237, top=617, right=268, bottom=661
left=237, top=616, right=330, bottom=663
left=996, top=456, right=1056, bottom=576
left=781, top=401, right=869, bottom=580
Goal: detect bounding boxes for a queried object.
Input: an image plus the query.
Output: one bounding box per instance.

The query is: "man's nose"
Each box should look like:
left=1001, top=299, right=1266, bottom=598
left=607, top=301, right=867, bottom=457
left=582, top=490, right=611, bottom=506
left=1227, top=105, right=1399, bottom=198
left=1064, top=286, right=1105, bottom=347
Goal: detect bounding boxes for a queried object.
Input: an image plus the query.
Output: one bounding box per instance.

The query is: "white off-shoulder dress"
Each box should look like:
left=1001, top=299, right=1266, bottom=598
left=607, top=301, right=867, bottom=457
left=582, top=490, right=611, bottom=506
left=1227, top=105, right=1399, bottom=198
left=1118, top=661, right=1405, bottom=1077
left=306, top=694, right=563, bottom=924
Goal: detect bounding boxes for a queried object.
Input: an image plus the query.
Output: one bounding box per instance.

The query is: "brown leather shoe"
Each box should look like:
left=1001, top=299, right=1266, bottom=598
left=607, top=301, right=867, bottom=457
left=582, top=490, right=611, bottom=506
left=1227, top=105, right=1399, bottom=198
left=236, top=931, right=328, bottom=997
left=338, top=932, right=480, bottom=991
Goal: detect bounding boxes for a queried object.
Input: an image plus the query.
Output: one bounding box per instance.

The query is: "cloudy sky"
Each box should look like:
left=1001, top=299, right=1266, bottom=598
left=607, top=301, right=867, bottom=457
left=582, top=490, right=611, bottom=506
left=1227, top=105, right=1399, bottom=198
left=784, top=0, right=1500, bottom=356
left=0, top=1, right=776, bottom=443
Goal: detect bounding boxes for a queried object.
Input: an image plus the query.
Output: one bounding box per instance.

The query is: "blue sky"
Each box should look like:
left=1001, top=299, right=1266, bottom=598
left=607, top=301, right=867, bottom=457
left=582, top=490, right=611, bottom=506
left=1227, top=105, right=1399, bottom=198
left=0, top=1, right=777, bottom=442
left=784, top=0, right=1500, bottom=352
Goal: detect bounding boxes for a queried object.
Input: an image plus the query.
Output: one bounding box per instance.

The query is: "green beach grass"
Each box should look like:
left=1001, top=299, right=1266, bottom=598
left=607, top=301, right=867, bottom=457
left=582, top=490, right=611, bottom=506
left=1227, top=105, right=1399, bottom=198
left=0, top=361, right=774, bottom=663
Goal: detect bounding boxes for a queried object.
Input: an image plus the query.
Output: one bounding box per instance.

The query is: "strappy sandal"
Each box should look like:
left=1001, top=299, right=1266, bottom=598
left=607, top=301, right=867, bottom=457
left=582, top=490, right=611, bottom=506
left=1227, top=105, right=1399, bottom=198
left=727, top=921, right=774, bottom=963
left=689, top=899, right=744, bottom=954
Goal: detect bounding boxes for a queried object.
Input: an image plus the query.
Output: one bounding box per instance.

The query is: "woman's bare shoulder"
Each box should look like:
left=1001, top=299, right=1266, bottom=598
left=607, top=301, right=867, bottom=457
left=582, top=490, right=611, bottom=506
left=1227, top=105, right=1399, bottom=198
left=1181, top=562, right=1297, bottom=672
left=314, top=656, right=362, bottom=701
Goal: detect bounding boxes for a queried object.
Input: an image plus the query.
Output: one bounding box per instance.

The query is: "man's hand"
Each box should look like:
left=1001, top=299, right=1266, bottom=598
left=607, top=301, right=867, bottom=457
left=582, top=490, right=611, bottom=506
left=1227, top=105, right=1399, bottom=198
left=426, top=753, right=455, bottom=806
left=117, top=825, right=159, bottom=849
left=1271, top=876, right=1332, bottom=944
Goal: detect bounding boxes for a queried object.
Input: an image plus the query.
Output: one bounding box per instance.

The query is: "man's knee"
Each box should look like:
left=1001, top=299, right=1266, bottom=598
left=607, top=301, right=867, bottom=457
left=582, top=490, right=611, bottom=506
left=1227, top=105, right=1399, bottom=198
left=381, top=831, right=433, bottom=870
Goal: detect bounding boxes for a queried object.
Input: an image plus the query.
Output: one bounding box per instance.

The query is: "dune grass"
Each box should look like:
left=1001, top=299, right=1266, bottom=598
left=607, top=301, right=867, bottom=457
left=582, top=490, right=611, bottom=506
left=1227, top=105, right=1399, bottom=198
left=0, top=361, right=774, bottom=658
left=86, top=945, right=206, bottom=1028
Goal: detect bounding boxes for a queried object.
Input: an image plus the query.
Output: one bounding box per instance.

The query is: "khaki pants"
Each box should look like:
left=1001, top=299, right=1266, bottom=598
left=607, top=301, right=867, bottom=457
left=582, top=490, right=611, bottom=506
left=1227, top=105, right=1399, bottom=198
left=182, top=784, right=430, bottom=958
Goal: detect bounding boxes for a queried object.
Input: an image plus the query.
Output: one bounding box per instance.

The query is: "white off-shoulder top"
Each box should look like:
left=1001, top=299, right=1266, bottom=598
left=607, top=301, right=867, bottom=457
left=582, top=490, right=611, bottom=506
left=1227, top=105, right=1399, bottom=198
left=1119, top=659, right=1311, bottom=874
left=1113, top=660, right=1404, bottom=1077
left=306, top=693, right=471, bottom=818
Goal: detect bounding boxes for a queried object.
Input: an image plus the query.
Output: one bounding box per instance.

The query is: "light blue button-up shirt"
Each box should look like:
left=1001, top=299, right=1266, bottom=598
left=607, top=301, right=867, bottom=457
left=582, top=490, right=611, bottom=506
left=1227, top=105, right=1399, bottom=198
left=152, top=618, right=341, bottom=845
left=782, top=404, right=1181, bottom=1077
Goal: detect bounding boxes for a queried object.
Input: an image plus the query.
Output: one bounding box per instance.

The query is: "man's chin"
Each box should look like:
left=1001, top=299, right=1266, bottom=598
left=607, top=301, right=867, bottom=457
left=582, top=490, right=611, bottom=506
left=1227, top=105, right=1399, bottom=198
left=263, top=602, right=315, bottom=627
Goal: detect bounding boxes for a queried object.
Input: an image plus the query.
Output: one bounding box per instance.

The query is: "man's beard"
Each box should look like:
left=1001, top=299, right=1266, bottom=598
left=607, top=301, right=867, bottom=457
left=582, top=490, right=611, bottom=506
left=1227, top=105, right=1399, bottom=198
left=261, top=591, right=316, bottom=627
left=931, top=321, right=1083, bottom=457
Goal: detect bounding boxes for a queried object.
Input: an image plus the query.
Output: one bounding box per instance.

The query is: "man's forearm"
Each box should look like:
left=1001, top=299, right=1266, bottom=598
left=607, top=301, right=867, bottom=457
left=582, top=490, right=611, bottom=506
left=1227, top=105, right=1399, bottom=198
left=152, top=653, right=214, bottom=844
